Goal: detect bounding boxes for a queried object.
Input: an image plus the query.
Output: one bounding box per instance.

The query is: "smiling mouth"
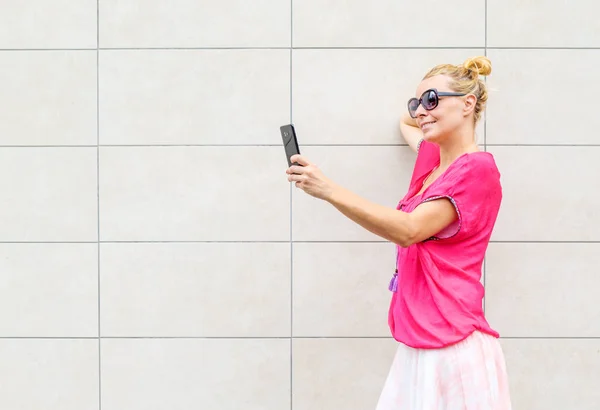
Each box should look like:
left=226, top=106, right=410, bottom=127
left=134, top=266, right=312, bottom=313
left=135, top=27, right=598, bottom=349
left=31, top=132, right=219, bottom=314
left=421, top=121, right=436, bottom=130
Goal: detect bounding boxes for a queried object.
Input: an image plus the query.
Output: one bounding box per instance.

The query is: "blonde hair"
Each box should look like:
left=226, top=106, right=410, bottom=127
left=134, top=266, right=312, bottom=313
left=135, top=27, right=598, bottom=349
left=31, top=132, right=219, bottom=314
left=423, top=56, right=492, bottom=123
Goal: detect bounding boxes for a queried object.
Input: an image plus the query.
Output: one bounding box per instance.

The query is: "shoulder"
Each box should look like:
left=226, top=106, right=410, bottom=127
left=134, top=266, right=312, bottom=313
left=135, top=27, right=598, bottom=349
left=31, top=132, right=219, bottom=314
left=443, top=153, right=503, bottom=234
left=417, top=139, right=439, bottom=158
left=443, top=152, right=502, bottom=201
left=455, top=152, right=500, bottom=182
left=414, top=139, right=440, bottom=171
left=406, top=140, right=440, bottom=190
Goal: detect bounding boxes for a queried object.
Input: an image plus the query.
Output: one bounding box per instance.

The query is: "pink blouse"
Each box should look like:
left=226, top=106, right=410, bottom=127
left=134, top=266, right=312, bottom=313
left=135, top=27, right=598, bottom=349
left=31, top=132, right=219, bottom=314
left=387, top=140, right=502, bottom=349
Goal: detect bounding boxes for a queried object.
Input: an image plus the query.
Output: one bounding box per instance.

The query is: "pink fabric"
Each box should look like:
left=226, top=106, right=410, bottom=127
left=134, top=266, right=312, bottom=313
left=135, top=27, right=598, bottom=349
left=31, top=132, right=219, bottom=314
left=388, top=140, right=502, bottom=349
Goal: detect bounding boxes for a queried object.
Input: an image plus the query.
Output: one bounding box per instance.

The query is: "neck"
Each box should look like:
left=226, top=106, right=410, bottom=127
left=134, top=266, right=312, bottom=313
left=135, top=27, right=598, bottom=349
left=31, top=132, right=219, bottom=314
left=437, top=128, right=478, bottom=169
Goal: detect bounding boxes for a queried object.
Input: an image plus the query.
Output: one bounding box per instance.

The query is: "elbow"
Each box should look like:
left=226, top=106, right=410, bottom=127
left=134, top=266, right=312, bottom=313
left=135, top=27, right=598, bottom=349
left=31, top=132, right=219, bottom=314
left=394, top=226, right=419, bottom=248
left=396, top=237, right=416, bottom=248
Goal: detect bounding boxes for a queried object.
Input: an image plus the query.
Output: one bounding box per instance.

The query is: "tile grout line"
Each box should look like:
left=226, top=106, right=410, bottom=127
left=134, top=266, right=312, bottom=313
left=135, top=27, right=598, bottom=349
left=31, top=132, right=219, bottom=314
left=3, top=144, right=600, bottom=148
left=96, top=1, right=102, bottom=408
left=3, top=46, right=600, bottom=51
left=484, top=0, right=488, bottom=150
left=483, top=257, right=486, bottom=314
left=483, top=0, right=487, bottom=314
left=0, top=336, right=598, bottom=340
left=484, top=0, right=488, bottom=56
left=289, top=1, right=294, bottom=409
left=1, top=240, right=600, bottom=244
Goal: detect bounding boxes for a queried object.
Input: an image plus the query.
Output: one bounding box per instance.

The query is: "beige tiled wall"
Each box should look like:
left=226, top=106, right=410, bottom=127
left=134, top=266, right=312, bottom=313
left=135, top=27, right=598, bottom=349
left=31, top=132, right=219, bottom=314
left=0, top=1, right=597, bottom=409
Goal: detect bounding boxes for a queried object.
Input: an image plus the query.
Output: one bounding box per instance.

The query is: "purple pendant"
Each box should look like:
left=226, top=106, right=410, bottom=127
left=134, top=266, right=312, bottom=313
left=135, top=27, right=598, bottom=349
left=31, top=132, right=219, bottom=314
left=388, top=272, right=398, bottom=292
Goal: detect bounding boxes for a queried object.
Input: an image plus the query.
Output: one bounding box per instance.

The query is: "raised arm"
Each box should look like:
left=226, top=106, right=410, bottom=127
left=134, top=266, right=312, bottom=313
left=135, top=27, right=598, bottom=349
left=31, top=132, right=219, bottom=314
left=286, top=155, right=457, bottom=247
left=399, top=112, right=423, bottom=153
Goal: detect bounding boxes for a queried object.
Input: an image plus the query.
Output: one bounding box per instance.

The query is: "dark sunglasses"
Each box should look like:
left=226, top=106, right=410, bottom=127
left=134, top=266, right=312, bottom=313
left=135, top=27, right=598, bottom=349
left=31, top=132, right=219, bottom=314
left=407, top=88, right=466, bottom=118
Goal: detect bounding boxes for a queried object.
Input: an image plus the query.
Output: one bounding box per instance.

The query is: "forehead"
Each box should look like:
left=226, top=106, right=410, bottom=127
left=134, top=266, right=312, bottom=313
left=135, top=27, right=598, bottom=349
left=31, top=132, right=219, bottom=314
left=415, top=75, right=452, bottom=96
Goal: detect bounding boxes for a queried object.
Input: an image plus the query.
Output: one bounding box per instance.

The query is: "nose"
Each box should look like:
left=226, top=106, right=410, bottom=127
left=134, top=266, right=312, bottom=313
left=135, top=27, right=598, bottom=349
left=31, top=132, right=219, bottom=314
left=414, top=102, right=427, bottom=118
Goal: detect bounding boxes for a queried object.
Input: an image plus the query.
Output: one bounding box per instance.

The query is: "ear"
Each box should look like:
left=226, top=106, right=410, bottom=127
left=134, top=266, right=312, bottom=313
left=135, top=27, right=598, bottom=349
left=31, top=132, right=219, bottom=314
left=462, top=94, right=477, bottom=117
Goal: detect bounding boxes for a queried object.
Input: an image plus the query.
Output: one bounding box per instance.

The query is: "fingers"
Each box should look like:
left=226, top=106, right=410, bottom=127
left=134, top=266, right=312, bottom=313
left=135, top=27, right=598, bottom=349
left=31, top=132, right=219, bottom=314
left=286, top=165, right=304, bottom=175
left=285, top=155, right=316, bottom=191
left=290, top=154, right=310, bottom=166
left=287, top=173, right=305, bottom=183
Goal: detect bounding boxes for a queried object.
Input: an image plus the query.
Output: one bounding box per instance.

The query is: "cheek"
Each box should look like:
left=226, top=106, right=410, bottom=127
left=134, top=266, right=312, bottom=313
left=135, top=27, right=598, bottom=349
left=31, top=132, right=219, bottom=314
left=448, top=100, right=466, bottom=118
left=435, top=104, right=463, bottom=126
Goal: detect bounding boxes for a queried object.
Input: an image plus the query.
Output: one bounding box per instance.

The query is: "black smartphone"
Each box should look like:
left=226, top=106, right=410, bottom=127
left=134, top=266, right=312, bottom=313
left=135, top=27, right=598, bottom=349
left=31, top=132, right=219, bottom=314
left=280, top=124, right=301, bottom=167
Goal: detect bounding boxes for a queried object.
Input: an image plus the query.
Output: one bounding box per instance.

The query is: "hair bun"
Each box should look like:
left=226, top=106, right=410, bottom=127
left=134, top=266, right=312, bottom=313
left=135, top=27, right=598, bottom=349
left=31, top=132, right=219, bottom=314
left=463, top=56, right=492, bottom=76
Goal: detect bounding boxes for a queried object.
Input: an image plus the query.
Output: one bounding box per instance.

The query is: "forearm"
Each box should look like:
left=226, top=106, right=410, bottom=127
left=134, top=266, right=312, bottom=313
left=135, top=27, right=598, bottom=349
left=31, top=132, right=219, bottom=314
left=399, top=112, right=423, bottom=153
left=325, top=184, right=415, bottom=246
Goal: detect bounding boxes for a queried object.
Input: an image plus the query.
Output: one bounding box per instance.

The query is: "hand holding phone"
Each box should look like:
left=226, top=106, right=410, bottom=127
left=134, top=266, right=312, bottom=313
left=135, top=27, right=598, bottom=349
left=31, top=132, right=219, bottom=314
left=280, top=124, right=301, bottom=167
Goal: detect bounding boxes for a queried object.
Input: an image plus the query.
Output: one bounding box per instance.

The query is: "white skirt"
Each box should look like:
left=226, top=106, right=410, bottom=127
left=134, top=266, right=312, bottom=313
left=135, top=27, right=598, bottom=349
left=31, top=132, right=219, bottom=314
left=376, top=331, right=512, bottom=410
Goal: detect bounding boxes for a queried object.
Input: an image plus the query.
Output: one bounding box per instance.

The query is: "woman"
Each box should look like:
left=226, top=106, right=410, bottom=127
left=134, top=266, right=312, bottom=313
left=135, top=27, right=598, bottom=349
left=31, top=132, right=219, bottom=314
left=286, top=56, right=511, bottom=409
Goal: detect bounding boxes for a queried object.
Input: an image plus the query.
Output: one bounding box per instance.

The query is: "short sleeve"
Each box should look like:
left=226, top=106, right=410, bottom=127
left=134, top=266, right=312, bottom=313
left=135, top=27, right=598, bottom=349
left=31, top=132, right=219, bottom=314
left=409, top=140, right=440, bottom=188
left=419, top=154, right=502, bottom=240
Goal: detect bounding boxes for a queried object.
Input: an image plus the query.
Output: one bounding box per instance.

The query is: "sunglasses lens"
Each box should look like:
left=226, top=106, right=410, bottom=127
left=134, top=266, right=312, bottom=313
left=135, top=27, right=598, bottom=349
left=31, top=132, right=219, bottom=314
left=423, top=90, right=438, bottom=110
left=408, top=98, right=419, bottom=117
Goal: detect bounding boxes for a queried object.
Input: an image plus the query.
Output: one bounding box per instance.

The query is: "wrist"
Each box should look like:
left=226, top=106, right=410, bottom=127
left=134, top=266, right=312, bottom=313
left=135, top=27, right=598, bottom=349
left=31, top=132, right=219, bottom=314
left=401, top=112, right=417, bottom=127
left=324, top=181, right=343, bottom=203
